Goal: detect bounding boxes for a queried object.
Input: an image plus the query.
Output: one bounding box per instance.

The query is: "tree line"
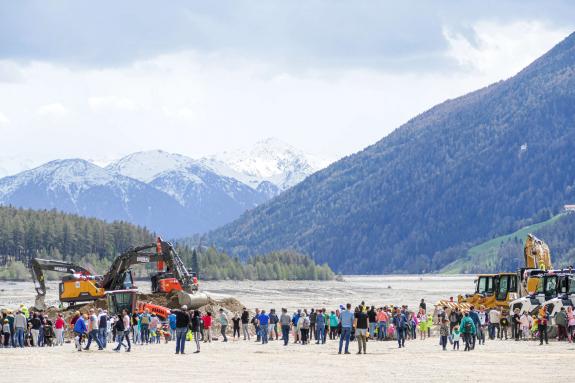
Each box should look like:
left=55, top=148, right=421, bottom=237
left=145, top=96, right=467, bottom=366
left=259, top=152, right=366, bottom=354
left=0, top=206, right=334, bottom=281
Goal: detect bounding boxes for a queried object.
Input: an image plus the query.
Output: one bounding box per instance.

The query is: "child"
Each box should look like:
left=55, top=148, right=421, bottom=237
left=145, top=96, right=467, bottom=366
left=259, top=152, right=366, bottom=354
left=531, top=316, right=539, bottom=340
left=439, top=319, right=449, bottom=351
left=500, top=311, right=509, bottom=340
left=2, top=319, right=11, bottom=347
left=452, top=324, right=461, bottom=350
left=520, top=312, right=531, bottom=340
left=418, top=313, right=427, bottom=340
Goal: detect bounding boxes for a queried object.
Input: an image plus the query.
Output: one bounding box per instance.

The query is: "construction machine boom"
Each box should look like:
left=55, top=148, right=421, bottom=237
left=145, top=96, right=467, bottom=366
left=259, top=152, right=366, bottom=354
left=524, top=233, right=552, bottom=270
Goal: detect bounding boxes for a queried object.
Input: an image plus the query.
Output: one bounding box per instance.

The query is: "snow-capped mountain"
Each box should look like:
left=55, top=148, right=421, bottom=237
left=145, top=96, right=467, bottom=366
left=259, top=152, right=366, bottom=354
left=202, top=138, right=331, bottom=196
left=0, top=159, right=193, bottom=237
left=0, top=139, right=332, bottom=237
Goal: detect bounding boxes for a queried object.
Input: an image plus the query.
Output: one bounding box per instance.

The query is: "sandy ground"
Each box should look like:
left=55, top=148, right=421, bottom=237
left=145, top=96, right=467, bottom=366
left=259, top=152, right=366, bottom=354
left=1, top=275, right=573, bottom=381
left=1, top=335, right=573, bottom=382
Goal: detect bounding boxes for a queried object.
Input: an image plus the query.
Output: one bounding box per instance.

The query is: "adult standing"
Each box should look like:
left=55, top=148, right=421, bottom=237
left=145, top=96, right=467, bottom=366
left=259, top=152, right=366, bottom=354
left=315, top=309, right=326, bottom=344
left=258, top=309, right=270, bottom=344
left=338, top=303, right=354, bottom=354
left=555, top=307, right=568, bottom=341
left=98, top=309, right=108, bottom=348
left=173, top=305, right=191, bottom=354
left=30, top=313, right=41, bottom=347
left=329, top=311, right=339, bottom=340
left=538, top=306, right=549, bottom=345
left=460, top=312, right=476, bottom=351
left=84, top=308, right=104, bottom=350
left=367, top=306, right=377, bottom=340
left=354, top=306, right=369, bottom=354
left=280, top=308, right=291, bottom=346
left=113, top=311, right=131, bottom=352
left=241, top=308, right=250, bottom=341
left=512, top=308, right=521, bottom=341
left=488, top=308, right=500, bottom=340
left=419, top=299, right=427, bottom=314
left=14, top=310, right=26, bottom=348
left=73, top=313, right=88, bottom=352
left=468, top=306, right=480, bottom=349
left=54, top=313, right=65, bottom=346
left=231, top=314, right=241, bottom=340
left=269, top=309, right=279, bottom=341
left=219, top=309, right=229, bottom=342
left=140, top=309, right=151, bottom=344
left=202, top=312, right=213, bottom=343
left=309, top=308, right=316, bottom=342
left=191, top=310, right=202, bottom=353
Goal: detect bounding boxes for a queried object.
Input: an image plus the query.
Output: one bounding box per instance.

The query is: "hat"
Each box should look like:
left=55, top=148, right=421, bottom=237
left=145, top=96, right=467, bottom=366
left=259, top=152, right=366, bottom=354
left=181, top=305, right=188, bottom=310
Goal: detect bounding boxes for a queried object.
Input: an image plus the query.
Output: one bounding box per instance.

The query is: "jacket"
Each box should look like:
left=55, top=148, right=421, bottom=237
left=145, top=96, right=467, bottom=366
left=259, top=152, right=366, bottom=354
left=74, top=317, right=87, bottom=334
left=173, top=310, right=190, bottom=328
left=460, top=316, right=476, bottom=334
left=14, top=313, right=27, bottom=329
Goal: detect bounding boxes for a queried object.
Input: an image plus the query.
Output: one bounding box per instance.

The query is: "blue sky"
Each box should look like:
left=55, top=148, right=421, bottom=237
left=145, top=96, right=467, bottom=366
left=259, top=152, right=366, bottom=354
left=0, top=1, right=573, bottom=170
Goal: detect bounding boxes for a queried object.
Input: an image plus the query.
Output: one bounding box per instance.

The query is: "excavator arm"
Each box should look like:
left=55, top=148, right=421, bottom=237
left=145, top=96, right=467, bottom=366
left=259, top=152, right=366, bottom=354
left=524, top=234, right=553, bottom=270
left=29, top=258, right=92, bottom=308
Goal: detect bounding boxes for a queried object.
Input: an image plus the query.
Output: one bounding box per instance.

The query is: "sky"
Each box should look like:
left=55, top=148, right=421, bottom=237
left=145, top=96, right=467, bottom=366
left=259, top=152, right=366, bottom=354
left=0, top=0, right=574, bottom=172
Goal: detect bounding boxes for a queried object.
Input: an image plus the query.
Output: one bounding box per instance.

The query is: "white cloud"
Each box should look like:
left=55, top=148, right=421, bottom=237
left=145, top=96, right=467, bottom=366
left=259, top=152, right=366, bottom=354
left=0, top=21, right=570, bottom=163
left=36, top=103, right=69, bottom=118
left=443, top=21, right=570, bottom=79
left=0, top=111, right=10, bottom=127
left=89, top=96, right=137, bottom=112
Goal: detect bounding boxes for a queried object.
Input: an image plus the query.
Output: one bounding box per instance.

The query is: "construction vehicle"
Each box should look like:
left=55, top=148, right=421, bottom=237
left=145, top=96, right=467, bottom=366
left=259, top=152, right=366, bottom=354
left=29, top=258, right=105, bottom=309
left=437, top=234, right=553, bottom=312
left=509, top=270, right=574, bottom=316
left=105, top=289, right=171, bottom=319
left=543, top=271, right=575, bottom=324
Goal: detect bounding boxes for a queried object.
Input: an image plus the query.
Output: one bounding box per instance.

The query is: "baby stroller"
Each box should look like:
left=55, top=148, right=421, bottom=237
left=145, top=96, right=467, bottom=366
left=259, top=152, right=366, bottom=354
left=43, top=323, right=55, bottom=347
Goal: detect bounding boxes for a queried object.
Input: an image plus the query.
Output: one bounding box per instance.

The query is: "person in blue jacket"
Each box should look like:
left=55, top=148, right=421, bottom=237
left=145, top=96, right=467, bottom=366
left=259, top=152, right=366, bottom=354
left=468, top=306, right=480, bottom=349
left=74, top=314, right=87, bottom=352
left=168, top=312, right=177, bottom=341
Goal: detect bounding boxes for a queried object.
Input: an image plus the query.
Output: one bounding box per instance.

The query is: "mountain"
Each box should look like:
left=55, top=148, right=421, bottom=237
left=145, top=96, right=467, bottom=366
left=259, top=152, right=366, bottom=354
left=205, top=32, right=575, bottom=273
left=203, top=137, right=331, bottom=196
left=0, top=159, right=192, bottom=237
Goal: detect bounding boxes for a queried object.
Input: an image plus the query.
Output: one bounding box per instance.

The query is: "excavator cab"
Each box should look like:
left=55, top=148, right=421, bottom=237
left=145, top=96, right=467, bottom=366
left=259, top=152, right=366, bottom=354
left=106, top=289, right=137, bottom=316
left=494, top=273, right=518, bottom=306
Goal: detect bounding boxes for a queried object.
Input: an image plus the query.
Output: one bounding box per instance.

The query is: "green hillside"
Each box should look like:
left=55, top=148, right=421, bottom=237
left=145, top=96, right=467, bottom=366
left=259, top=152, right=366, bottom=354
left=442, top=213, right=566, bottom=273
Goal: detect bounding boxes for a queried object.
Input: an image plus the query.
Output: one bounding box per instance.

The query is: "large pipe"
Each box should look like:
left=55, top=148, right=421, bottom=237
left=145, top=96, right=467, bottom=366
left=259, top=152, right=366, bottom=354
left=176, top=291, right=209, bottom=309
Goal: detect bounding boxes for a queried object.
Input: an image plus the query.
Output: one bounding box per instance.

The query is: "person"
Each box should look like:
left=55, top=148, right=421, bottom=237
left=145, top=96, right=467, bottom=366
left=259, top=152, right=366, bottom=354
left=460, top=312, right=476, bottom=351
left=555, top=307, right=568, bottom=341
left=98, top=309, right=108, bottom=348
left=168, top=311, right=177, bottom=341
left=258, top=310, right=269, bottom=344
left=84, top=309, right=104, bottom=350
left=191, top=310, right=202, bottom=353
left=393, top=308, right=407, bottom=348
left=419, top=299, right=427, bottom=314
left=452, top=324, right=461, bottom=350
left=269, top=309, right=279, bottom=341
left=339, top=303, right=354, bottom=354
left=567, top=306, right=575, bottom=343
left=354, top=306, right=369, bottom=354
left=488, top=308, right=500, bottom=340
left=2, top=319, right=11, bottom=347
left=418, top=311, right=427, bottom=340
left=377, top=307, right=388, bottom=341
left=315, top=309, right=326, bottom=344
left=426, top=313, right=433, bottom=338
left=140, top=309, right=151, bottom=344
left=279, top=308, right=291, bottom=346
left=367, top=306, right=377, bottom=340
left=329, top=310, right=339, bottom=340
left=292, top=310, right=301, bottom=343
left=73, top=313, right=88, bottom=351
left=43, top=318, right=55, bottom=346
left=231, top=313, right=241, bottom=340
left=114, top=310, right=131, bottom=352
left=149, top=313, right=160, bottom=344
left=468, top=306, right=480, bottom=348
left=309, top=308, right=316, bottom=341
left=531, top=315, right=539, bottom=340
left=14, top=310, right=26, bottom=348
left=202, top=312, right=213, bottom=343
left=520, top=311, right=531, bottom=340
left=173, top=306, right=190, bottom=354
left=241, top=308, right=250, bottom=341
left=30, top=313, right=41, bottom=347
left=54, top=313, right=65, bottom=346
left=298, top=312, right=310, bottom=345
left=6, top=310, right=14, bottom=348
left=500, top=310, right=509, bottom=340
left=439, top=319, right=449, bottom=350
left=538, top=306, right=549, bottom=345
left=512, top=308, right=521, bottom=341
left=219, top=309, right=229, bottom=342
left=252, top=308, right=261, bottom=342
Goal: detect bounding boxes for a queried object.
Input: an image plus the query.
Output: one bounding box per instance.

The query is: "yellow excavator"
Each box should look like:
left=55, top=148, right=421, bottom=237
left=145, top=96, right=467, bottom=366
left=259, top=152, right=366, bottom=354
left=436, top=233, right=552, bottom=311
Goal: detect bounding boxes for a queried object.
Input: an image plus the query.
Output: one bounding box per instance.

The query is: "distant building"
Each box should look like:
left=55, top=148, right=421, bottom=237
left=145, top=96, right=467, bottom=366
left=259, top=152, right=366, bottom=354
left=565, top=204, right=575, bottom=213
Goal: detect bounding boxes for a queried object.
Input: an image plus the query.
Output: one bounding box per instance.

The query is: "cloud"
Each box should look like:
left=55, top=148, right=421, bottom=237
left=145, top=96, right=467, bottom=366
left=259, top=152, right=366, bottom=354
left=36, top=103, right=69, bottom=118
left=0, top=111, right=9, bottom=127
left=443, top=21, right=570, bottom=78
left=89, top=96, right=137, bottom=112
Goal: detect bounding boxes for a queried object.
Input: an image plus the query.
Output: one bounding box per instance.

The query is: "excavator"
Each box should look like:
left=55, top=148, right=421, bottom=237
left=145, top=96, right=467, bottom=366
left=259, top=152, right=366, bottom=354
left=436, top=233, right=552, bottom=312
left=29, top=237, right=206, bottom=312
left=29, top=258, right=104, bottom=309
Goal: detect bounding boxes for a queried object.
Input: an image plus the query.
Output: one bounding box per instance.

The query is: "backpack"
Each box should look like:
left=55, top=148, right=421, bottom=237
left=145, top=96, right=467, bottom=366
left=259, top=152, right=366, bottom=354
left=302, top=317, right=310, bottom=329
left=464, top=321, right=472, bottom=332
left=141, top=314, right=150, bottom=325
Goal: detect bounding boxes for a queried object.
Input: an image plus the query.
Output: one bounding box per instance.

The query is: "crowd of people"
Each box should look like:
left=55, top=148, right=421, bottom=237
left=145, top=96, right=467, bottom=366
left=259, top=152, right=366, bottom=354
left=2, top=298, right=575, bottom=354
